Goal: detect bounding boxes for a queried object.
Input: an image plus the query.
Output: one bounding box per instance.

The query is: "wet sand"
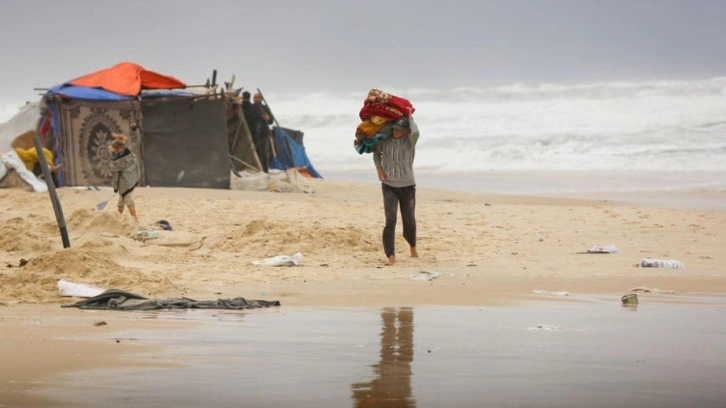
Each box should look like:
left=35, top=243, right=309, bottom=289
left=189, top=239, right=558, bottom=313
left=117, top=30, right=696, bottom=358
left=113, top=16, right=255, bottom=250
left=1, top=174, right=725, bottom=406
left=4, top=297, right=726, bottom=407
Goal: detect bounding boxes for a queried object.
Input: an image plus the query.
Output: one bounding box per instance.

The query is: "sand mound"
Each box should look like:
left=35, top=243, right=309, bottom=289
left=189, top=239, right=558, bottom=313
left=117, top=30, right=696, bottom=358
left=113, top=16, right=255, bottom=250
left=0, top=216, right=54, bottom=253
left=0, top=248, right=177, bottom=304
left=204, top=219, right=378, bottom=257
left=66, top=208, right=138, bottom=237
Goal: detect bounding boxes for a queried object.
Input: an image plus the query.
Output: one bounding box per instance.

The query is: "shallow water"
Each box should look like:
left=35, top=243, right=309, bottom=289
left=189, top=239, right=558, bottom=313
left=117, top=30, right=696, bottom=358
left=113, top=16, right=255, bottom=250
left=42, top=298, right=726, bottom=408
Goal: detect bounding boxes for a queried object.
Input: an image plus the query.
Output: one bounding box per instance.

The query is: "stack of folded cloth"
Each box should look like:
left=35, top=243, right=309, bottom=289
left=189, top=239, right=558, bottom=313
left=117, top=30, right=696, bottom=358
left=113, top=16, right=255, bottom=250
left=354, top=89, right=415, bottom=154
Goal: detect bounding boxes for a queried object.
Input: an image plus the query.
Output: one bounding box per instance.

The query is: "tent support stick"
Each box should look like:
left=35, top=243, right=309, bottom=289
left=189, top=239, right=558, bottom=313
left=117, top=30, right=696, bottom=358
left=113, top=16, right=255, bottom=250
left=33, top=135, right=70, bottom=248
left=256, top=88, right=280, bottom=128
left=256, top=88, right=282, bottom=161
left=228, top=154, right=261, bottom=173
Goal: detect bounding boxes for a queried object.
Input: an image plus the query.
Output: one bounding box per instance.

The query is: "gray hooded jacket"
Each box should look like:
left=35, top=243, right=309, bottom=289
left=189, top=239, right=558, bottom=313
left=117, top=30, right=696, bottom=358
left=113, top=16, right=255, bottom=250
left=110, top=149, right=140, bottom=197
left=373, top=116, right=420, bottom=188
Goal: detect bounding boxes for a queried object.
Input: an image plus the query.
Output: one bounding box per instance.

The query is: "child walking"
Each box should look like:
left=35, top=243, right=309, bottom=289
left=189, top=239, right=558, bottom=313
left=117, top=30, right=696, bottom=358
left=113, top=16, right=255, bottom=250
left=109, top=132, right=140, bottom=222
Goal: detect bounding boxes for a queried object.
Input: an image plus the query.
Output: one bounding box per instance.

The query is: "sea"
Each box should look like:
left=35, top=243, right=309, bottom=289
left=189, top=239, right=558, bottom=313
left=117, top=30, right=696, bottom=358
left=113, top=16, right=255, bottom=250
left=2, top=77, right=725, bottom=205
left=271, top=78, right=726, bottom=207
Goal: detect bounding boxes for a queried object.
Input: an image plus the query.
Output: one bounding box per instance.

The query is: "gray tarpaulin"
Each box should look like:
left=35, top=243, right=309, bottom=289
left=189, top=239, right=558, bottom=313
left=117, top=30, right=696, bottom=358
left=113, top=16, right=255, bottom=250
left=61, top=289, right=280, bottom=310
left=141, top=96, right=230, bottom=189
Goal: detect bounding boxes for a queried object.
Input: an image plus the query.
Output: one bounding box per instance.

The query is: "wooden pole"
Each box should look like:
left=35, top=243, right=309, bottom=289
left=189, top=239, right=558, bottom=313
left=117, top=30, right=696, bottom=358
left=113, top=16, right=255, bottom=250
left=256, top=88, right=280, bottom=128
left=257, top=88, right=291, bottom=164
left=33, top=135, right=70, bottom=248
left=228, top=154, right=261, bottom=173
left=256, top=88, right=283, bottom=161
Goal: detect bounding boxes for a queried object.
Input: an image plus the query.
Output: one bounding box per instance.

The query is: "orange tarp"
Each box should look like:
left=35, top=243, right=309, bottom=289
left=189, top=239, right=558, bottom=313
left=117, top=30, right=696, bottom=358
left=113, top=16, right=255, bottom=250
left=69, top=62, right=186, bottom=96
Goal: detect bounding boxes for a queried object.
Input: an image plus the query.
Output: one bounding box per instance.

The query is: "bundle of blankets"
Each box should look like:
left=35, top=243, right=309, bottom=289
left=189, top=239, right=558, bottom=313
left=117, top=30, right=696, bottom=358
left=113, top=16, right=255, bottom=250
left=354, top=89, right=415, bottom=154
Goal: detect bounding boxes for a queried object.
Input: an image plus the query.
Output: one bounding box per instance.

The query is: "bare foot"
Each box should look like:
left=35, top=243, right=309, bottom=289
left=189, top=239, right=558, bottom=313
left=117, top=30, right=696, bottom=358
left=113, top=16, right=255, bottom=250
left=385, top=255, right=396, bottom=266
left=410, top=247, right=418, bottom=258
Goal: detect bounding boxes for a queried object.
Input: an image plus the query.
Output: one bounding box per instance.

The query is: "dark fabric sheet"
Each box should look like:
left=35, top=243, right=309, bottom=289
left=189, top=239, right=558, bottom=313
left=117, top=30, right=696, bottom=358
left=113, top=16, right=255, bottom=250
left=61, top=289, right=281, bottom=310
left=141, top=96, right=230, bottom=188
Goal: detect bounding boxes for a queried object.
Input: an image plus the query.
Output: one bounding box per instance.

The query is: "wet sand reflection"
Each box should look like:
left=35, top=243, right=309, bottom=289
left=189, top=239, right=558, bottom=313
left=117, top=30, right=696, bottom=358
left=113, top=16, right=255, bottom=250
left=352, top=307, right=416, bottom=407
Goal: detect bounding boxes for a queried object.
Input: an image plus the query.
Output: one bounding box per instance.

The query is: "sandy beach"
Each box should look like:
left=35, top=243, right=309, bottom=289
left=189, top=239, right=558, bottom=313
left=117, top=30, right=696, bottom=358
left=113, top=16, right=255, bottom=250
left=1, top=175, right=724, bottom=306
left=1, top=174, right=725, bottom=406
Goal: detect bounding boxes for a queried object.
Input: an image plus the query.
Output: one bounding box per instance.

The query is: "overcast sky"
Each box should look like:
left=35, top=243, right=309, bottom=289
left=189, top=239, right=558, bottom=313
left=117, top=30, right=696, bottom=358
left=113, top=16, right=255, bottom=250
left=1, top=0, right=725, bottom=103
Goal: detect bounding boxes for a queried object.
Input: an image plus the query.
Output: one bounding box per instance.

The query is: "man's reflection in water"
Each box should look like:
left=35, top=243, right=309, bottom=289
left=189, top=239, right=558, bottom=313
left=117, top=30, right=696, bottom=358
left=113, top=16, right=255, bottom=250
left=351, top=307, right=415, bottom=407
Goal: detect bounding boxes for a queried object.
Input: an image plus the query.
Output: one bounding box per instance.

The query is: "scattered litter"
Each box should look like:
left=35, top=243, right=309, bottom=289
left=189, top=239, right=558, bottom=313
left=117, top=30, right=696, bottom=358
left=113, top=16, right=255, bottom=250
left=621, top=293, right=639, bottom=305
left=251, top=252, right=303, bottom=267
left=94, top=320, right=107, bottom=327
left=528, top=324, right=560, bottom=332
left=154, top=219, right=173, bottom=231
left=57, top=279, right=106, bottom=298
left=630, top=287, right=675, bottom=294
left=637, top=258, right=685, bottom=268
left=585, top=244, right=620, bottom=254
left=95, top=198, right=111, bottom=211
left=135, top=230, right=159, bottom=241
left=532, top=289, right=570, bottom=296
left=411, top=271, right=442, bottom=281
left=6, top=258, right=30, bottom=268
left=230, top=169, right=315, bottom=193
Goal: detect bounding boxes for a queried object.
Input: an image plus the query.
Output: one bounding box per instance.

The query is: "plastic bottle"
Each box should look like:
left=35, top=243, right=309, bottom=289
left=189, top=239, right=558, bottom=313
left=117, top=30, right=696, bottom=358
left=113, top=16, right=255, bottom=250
left=639, top=258, right=685, bottom=268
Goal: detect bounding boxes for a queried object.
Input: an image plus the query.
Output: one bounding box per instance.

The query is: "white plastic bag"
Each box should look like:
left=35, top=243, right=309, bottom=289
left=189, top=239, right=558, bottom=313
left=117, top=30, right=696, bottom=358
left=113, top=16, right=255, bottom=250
left=251, top=252, right=303, bottom=267
left=57, top=279, right=105, bottom=297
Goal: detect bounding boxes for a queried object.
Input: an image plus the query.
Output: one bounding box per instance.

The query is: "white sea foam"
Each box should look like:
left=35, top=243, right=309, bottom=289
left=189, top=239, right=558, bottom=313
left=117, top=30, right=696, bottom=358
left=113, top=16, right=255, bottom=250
left=267, top=78, right=726, bottom=175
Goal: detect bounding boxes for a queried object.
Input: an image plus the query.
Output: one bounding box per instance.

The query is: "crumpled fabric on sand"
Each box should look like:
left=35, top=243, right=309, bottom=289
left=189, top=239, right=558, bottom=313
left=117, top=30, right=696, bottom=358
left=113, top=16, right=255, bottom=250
left=61, top=289, right=280, bottom=310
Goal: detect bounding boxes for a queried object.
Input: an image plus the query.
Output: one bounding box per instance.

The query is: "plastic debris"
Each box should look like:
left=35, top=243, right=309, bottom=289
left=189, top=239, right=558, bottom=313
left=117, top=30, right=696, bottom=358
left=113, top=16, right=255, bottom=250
left=638, top=258, right=685, bottom=268
left=57, top=279, right=105, bottom=298
left=587, top=244, right=620, bottom=253
left=251, top=252, right=303, bottom=267
left=622, top=293, right=639, bottom=305
left=154, top=219, right=173, bottom=231
left=528, top=324, right=560, bottom=332
left=630, top=287, right=675, bottom=294
left=135, top=230, right=159, bottom=240
left=532, top=290, right=570, bottom=296
left=411, top=271, right=442, bottom=281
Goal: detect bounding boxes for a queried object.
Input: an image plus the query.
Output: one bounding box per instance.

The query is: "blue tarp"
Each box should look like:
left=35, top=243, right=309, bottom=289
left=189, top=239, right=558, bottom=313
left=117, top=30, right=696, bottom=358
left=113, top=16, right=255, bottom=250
left=49, top=85, right=195, bottom=101
left=49, top=85, right=132, bottom=101
left=269, top=127, right=322, bottom=178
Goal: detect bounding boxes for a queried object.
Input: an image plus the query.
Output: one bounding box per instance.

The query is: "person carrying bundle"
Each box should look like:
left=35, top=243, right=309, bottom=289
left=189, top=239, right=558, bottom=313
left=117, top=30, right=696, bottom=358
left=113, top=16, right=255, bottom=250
left=356, top=89, right=419, bottom=265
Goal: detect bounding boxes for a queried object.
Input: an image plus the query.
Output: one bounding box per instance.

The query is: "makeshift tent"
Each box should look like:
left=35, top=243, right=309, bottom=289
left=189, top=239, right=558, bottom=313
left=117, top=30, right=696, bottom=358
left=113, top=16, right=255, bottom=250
left=0, top=150, right=48, bottom=192
left=0, top=102, right=42, bottom=152
left=43, top=62, right=230, bottom=188
left=4, top=62, right=321, bottom=191
left=0, top=102, right=56, bottom=191
left=269, top=127, right=322, bottom=178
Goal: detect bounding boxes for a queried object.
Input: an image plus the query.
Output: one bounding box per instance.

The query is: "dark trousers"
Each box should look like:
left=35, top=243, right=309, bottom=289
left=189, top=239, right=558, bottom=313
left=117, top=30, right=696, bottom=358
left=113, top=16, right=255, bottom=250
left=382, top=184, right=416, bottom=258
left=254, top=125, right=271, bottom=172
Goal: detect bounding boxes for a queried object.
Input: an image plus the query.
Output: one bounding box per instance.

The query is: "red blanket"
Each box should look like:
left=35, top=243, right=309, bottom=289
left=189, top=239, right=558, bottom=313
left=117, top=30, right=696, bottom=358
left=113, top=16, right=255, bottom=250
left=359, top=89, right=415, bottom=121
